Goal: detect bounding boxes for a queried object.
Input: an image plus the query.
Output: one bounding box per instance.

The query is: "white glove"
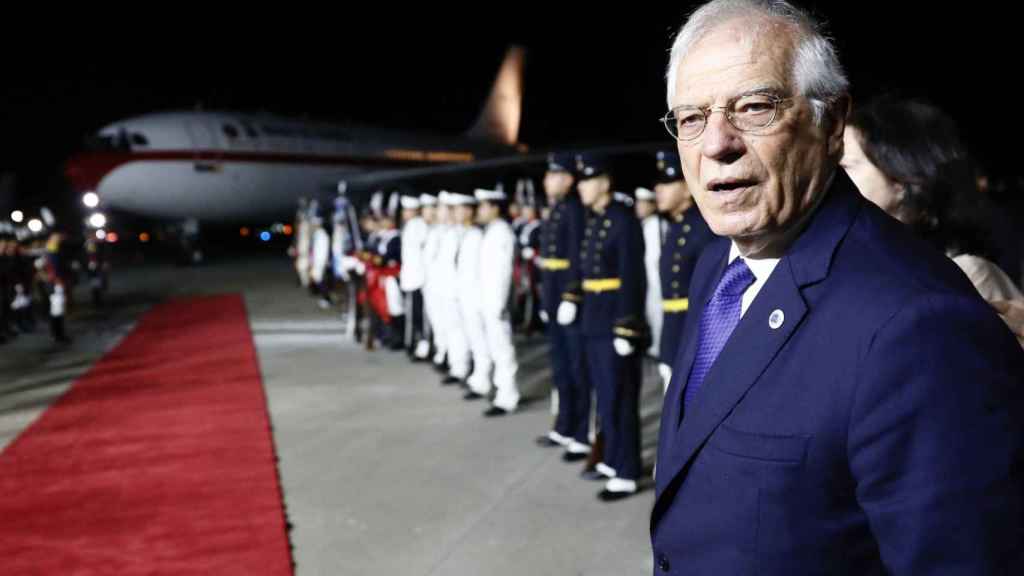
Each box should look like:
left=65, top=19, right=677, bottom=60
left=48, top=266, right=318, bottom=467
left=521, top=247, right=536, bottom=260
left=50, top=285, right=66, bottom=318
left=658, top=363, right=673, bottom=385
left=556, top=301, right=577, bottom=325
left=539, top=310, right=549, bottom=324
left=342, top=256, right=365, bottom=276
left=613, top=337, right=635, bottom=357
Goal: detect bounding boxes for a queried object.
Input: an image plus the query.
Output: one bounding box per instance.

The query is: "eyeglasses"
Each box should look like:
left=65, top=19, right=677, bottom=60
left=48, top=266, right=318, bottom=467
left=661, top=92, right=793, bottom=141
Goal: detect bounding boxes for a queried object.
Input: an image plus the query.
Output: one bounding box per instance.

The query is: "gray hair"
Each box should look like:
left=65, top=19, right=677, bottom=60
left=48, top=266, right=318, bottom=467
left=665, top=0, right=849, bottom=125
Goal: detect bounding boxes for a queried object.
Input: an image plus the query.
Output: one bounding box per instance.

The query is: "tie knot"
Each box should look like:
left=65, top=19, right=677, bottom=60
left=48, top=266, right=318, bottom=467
left=715, top=257, right=755, bottom=298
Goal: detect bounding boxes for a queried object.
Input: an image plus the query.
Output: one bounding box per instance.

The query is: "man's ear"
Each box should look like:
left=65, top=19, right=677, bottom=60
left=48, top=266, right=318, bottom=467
left=826, top=95, right=852, bottom=157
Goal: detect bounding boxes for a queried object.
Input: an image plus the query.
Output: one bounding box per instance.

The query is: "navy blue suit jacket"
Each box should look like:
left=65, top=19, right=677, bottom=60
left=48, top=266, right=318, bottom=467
left=651, top=172, right=1024, bottom=575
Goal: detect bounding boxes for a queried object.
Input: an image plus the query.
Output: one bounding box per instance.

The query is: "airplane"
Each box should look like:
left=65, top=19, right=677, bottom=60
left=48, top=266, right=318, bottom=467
left=64, top=47, right=528, bottom=223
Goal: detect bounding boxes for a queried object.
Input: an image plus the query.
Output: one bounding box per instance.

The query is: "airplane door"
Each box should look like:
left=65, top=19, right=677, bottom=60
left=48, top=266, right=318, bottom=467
left=186, top=120, right=222, bottom=171
left=185, top=120, right=218, bottom=151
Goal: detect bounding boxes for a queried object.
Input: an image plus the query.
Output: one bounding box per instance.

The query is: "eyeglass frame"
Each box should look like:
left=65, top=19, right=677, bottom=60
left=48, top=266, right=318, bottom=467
left=660, top=90, right=795, bottom=142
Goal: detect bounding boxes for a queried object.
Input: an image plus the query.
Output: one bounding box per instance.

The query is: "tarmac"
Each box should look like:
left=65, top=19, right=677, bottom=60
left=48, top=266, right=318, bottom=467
left=0, top=253, right=666, bottom=575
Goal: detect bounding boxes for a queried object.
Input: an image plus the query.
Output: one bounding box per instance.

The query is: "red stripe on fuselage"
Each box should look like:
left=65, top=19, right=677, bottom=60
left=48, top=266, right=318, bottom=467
left=64, top=149, right=449, bottom=192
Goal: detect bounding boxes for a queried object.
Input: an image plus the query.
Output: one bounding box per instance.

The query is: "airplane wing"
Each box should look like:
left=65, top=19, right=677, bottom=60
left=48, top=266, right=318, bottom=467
left=335, top=141, right=668, bottom=196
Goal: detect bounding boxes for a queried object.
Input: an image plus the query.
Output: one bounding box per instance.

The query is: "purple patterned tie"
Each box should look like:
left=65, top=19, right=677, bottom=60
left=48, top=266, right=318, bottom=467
left=682, top=257, right=755, bottom=411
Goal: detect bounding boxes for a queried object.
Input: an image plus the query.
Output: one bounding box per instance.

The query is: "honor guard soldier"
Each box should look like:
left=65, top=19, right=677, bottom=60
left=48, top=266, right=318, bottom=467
left=332, top=183, right=363, bottom=339
left=294, top=197, right=312, bottom=288
left=653, top=150, right=715, bottom=390
left=399, top=191, right=430, bottom=359
left=416, top=193, right=441, bottom=361
left=536, top=152, right=593, bottom=463
left=635, top=187, right=663, bottom=357
left=421, top=193, right=450, bottom=369
left=308, top=199, right=332, bottom=309
left=451, top=191, right=493, bottom=393
left=438, top=191, right=474, bottom=384
left=573, top=152, right=645, bottom=501
left=465, top=187, right=521, bottom=416
left=515, top=179, right=543, bottom=334
left=375, top=192, right=405, bottom=350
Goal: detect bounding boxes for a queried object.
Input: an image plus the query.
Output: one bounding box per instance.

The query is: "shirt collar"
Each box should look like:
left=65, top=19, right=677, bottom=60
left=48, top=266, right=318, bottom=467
left=728, top=242, right=781, bottom=284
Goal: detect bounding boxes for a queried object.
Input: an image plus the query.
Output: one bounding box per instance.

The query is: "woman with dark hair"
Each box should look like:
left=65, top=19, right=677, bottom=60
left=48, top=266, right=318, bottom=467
left=841, top=95, right=1022, bottom=302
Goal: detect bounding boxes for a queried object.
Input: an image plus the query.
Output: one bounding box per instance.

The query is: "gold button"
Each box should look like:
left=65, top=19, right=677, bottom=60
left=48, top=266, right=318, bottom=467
left=594, top=267, right=600, bottom=273
left=672, top=281, right=679, bottom=288
left=674, top=253, right=681, bottom=261
left=581, top=252, right=587, bottom=258
left=683, top=224, right=692, bottom=233
left=599, top=230, right=607, bottom=238
left=585, top=229, right=592, bottom=236
left=672, top=265, right=680, bottom=273
left=678, top=237, right=687, bottom=246
left=604, top=220, right=612, bottom=228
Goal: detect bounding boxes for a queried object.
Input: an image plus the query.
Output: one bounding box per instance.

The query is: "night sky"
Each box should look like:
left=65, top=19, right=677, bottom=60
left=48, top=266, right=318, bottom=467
left=2, top=3, right=1019, bottom=216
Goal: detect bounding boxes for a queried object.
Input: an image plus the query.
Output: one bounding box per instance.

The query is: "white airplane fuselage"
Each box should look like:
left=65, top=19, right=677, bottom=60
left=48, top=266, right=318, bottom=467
left=66, top=111, right=491, bottom=221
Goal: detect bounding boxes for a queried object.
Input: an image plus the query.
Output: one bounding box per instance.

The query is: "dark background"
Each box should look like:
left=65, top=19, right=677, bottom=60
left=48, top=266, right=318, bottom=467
left=1, top=3, right=1019, bottom=215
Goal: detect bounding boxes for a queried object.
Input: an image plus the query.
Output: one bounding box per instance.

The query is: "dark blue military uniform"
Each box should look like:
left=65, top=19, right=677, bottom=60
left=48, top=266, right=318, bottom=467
left=577, top=153, right=645, bottom=483
left=659, top=207, right=715, bottom=365
left=539, top=152, right=591, bottom=446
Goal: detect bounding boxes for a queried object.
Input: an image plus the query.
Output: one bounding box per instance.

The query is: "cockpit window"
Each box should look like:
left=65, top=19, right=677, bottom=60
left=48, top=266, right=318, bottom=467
left=243, top=123, right=259, bottom=138
left=222, top=124, right=239, bottom=139
left=131, top=133, right=149, bottom=146
left=84, top=133, right=130, bottom=152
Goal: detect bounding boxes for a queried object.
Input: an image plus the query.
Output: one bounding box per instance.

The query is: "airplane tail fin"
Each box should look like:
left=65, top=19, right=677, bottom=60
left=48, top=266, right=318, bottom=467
left=465, top=46, right=525, bottom=146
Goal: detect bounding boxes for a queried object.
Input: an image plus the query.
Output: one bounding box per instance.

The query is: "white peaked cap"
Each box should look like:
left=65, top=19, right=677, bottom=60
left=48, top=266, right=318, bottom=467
left=442, top=191, right=477, bottom=206
left=419, top=194, right=438, bottom=206
left=400, top=195, right=421, bottom=210
left=635, top=187, right=655, bottom=201
left=474, top=188, right=507, bottom=202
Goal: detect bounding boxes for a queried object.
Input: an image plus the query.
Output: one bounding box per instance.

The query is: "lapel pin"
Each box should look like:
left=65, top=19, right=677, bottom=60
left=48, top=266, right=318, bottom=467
left=769, top=309, right=785, bottom=330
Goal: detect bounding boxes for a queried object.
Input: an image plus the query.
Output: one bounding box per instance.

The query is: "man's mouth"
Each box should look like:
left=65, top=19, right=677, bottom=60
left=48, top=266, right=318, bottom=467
left=706, top=178, right=758, bottom=193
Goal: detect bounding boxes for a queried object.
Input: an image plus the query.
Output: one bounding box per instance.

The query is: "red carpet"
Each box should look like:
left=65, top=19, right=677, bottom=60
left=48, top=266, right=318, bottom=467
left=0, top=295, right=293, bottom=575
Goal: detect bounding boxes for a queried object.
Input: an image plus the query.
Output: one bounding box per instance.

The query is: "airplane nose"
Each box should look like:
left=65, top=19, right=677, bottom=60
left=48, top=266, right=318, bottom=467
left=64, top=152, right=123, bottom=194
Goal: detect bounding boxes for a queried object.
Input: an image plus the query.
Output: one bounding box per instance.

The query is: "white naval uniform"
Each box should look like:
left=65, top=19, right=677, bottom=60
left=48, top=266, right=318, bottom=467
left=295, top=217, right=311, bottom=287
left=439, top=225, right=470, bottom=378
left=457, top=225, right=491, bottom=389
left=423, top=223, right=447, bottom=362
left=473, top=218, right=520, bottom=410
left=310, top=225, right=330, bottom=286
left=642, top=214, right=663, bottom=357
left=400, top=217, right=428, bottom=293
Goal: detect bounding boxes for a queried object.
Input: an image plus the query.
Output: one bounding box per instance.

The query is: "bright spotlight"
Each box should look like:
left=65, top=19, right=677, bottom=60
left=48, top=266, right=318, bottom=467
left=27, top=219, right=43, bottom=233
left=82, top=192, right=100, bottom=209
left=88, top=213, right=107, bottom=229
left=96, top=230, right=107, bottom=241
left=10, top=210, right=24, bottom=223
left=259, top=231, right=272, bottom=242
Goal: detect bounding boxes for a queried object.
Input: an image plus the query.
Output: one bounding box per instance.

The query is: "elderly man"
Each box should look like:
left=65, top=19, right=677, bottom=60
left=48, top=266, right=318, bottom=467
left=651, top=1, right=1023, bottom=574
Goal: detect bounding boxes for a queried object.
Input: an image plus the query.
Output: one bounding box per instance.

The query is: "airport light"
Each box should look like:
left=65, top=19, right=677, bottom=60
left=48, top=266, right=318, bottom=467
left=107, top=232, right=119, bottom=243
left=27, top=219, right=43, bottom=233
left=259, top=231, right=272, bottom=242
left=96, top=230, right=107, bottom=241
left=240, top=227, right=251, bottom=237
left=88, top=212, right=107, bottom=229
left=139, top=232, right=151, bottom=243
left=82, top=192, right=100, bottom=209
left=10, top=210, right=24, bottom=223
